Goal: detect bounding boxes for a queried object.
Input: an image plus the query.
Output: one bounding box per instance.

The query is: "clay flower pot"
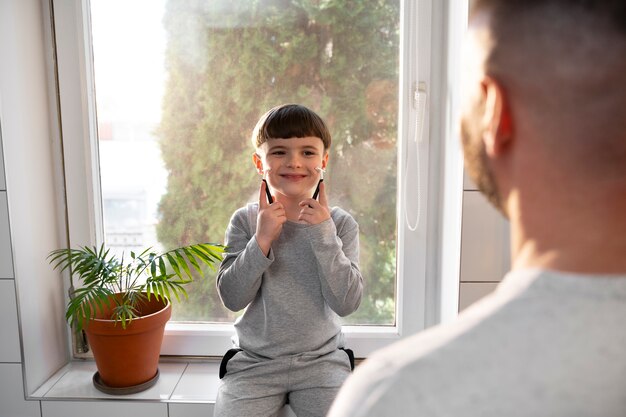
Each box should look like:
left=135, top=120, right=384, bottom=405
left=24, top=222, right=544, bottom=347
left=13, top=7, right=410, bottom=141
left=84, top=294, right=171, bottom=391
left=48, top=243, right=225, bottom=393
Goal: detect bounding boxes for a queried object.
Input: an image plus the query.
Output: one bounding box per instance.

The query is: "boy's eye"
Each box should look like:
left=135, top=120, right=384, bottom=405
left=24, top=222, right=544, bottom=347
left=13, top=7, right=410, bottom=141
left=304, top=151, right=316, bottom=156
left=271, top=150, right=286, bottom=155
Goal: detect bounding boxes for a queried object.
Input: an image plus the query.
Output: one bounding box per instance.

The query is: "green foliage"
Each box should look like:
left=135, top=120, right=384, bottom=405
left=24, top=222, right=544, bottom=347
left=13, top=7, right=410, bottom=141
left=158, top=0, right=400, bottom=323
left=48, top=243, right=225, bottom=330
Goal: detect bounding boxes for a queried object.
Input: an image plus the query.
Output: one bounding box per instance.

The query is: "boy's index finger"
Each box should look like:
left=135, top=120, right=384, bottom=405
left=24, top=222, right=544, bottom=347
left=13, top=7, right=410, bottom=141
left=259, top=180, right=269, bottom=208
left=318, top=181, right=328, bottom=207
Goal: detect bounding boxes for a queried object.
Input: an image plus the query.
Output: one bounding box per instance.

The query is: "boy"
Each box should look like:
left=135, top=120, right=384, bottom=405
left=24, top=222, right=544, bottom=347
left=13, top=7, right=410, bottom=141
left=215, top=104, right=364, bottom=417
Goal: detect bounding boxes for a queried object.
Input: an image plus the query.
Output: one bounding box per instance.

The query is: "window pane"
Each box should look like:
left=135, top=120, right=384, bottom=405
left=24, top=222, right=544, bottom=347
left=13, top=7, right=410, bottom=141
left=91, top=0, right=400, bottom=326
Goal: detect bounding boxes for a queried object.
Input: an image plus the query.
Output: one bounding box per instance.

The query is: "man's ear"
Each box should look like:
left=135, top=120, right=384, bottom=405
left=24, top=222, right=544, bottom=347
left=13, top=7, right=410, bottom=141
left=252, top=153, right=264, bottom=175
left=481, top=76, right=513, bottom=157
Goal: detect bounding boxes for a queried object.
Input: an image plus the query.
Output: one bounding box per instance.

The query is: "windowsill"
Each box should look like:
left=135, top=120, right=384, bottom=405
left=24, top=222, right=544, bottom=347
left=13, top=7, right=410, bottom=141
left=30, top=359, right=222, bottom=403
left=29, top=359, right=298, bottom=416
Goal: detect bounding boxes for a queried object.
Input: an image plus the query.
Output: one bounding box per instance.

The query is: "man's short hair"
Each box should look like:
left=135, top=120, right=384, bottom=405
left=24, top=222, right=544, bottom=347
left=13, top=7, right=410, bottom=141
left=472, top=0, right=626, bottom=33
left=470, top=0, right=626, bottom=175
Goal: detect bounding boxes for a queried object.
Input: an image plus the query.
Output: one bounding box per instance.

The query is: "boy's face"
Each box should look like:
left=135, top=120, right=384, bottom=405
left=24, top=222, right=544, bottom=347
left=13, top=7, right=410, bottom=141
left=253, top=136, right=328, bottom=201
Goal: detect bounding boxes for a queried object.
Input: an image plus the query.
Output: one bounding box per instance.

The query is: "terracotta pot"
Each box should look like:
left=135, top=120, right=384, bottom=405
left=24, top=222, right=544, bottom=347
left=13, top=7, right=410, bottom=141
left=84, top=294, right=171, bottom=388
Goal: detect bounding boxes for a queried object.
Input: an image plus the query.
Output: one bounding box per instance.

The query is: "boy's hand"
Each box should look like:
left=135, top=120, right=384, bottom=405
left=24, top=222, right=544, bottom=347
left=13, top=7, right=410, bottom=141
left=299, top=182, right=331, bottom=225
left=256, top=180, right=286, bottom=256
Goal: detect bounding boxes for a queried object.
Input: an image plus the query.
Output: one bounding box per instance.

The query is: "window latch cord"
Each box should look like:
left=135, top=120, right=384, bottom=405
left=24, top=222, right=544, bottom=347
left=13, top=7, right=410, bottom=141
left=404, top=82, right=428, bottom=232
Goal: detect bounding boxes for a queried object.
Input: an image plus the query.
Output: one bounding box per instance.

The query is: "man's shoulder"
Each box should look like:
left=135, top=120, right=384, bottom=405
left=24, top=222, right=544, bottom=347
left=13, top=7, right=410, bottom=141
left=331, top=269, right=626, bottom=417
left=330, top=288, right=517, bottom=417
left=330, top=321, right=470, bottom=416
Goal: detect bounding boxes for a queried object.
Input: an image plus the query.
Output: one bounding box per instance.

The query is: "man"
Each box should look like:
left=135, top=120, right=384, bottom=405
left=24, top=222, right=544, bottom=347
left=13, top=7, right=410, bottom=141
left=329, top=1, right=626, bottom=416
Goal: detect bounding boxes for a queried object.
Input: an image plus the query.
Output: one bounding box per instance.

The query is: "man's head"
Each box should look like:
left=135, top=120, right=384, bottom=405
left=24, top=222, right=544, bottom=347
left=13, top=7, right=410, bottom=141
left=461, top=0, right=626, bottom=214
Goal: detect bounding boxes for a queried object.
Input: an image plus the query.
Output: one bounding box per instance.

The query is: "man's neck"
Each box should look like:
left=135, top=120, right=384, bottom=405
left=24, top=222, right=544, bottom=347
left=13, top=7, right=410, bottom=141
left=508, top=185, right=626, bottom=274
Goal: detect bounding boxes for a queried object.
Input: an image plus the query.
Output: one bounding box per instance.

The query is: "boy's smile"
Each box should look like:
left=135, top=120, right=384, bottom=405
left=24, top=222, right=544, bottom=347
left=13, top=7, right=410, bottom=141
left=254, top=136, right=328, bottom=202
left=281, top=173, right=308, bottom=181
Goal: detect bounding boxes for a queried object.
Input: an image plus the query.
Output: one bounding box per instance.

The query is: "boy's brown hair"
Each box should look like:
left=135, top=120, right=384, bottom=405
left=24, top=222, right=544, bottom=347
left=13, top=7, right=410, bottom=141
left=251, top=104, right=332, bottom=150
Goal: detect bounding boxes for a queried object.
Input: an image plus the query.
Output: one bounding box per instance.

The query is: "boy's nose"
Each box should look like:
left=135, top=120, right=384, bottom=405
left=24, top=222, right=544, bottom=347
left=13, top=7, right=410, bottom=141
left=285, top=154, right=302, bottom=167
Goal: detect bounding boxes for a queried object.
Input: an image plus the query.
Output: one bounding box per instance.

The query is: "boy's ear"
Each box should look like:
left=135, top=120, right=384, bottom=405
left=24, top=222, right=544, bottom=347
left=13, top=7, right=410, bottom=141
left=252, top=153, right=264, bottom=175
left=321, top=152, right=329, bottom=169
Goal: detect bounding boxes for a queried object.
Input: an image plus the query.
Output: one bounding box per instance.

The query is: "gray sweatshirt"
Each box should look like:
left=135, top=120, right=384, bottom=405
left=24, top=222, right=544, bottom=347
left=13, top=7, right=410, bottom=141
left=217, top=203, right=363, bottom=358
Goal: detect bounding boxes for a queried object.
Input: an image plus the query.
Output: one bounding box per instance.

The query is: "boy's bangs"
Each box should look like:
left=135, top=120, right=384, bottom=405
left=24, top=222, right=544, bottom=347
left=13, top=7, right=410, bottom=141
left=263, top=110, right=321, bottom=140
left=253, top=104, right=331, bottom=149
left=264, top=123, right=319, bottom=141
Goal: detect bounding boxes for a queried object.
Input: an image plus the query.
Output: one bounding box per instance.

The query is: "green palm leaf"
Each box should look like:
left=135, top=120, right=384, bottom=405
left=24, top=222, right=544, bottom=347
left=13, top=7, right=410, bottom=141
left=49, top=242, right=225, bottom=330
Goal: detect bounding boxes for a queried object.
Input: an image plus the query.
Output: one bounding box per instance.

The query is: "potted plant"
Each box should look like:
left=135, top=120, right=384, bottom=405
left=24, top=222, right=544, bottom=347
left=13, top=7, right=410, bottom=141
left=48, top=243, right=225, bottom=394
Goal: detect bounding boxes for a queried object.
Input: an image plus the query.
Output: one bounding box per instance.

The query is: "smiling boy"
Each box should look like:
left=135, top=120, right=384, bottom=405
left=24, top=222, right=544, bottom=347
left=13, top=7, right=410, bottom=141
left=214, top=104, right=364, bottom=417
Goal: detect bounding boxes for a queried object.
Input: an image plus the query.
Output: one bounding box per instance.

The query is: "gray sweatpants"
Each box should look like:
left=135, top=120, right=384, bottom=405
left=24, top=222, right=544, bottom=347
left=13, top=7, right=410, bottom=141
left=214, top=349, right=352, bottom=417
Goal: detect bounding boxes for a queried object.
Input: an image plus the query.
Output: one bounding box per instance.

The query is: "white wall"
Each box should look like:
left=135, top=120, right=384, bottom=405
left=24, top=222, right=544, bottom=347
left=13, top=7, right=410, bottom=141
left=459, top=172, right=510, bottom=311
left=0, top=1, right=69, bottom=415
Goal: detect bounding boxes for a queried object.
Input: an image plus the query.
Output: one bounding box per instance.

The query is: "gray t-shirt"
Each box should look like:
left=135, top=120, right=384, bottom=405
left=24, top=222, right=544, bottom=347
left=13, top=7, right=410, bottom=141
left=329, top=269, right=626, bottom=417
left=217, top=203, right=363, bottom=358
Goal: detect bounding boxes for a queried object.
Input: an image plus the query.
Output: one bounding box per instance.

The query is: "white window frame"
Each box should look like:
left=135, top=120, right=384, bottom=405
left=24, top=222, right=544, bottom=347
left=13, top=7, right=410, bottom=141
left=51, top=0, right=467, bottom=357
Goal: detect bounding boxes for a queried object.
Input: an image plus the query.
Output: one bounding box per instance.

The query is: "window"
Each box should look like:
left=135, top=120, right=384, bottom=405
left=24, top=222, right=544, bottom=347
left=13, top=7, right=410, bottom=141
left=53, top=0, right=441, bottom=356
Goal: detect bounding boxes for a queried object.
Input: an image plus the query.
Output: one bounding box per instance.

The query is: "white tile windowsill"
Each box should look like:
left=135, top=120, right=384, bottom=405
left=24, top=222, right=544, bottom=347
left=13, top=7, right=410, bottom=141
left=31, top=360, right=297, bottom=416
left=31, top=360, right=221, bottom=403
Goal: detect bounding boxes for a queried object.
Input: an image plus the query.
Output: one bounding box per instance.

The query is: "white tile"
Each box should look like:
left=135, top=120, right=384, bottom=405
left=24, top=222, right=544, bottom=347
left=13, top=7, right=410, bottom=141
left=44, top=361, right=186, bottom=401
left=171, top=362, right=220, bottom=401
left=41, top=401, right=167, bottom=417
left=460, top=191, right=510, bottom=283
left=0, top=280, right=21, bottom=361
left=168, top=403, right=215, bottom=417
left=463, top=169, right=477, bottom=191
left=0, top=192, right=13, bottom=278
left=31, top=363, right=72, bottom=398
left=0, top=363, right=41, bottom=417
left=0, top=123, right=5, bottom=190
left=459, top=282, right=499, bottom=312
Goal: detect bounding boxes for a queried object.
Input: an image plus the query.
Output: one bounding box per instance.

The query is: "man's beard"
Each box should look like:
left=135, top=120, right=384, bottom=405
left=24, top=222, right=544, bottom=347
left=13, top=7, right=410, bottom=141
left=460, top=112, right=505, bottom=214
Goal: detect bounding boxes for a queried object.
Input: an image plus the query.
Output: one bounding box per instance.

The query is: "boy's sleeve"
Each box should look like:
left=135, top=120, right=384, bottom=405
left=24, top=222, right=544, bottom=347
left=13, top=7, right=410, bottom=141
left=305, top=210, right=364, bottom=317
left=216, top=206, right=273, bottom=312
